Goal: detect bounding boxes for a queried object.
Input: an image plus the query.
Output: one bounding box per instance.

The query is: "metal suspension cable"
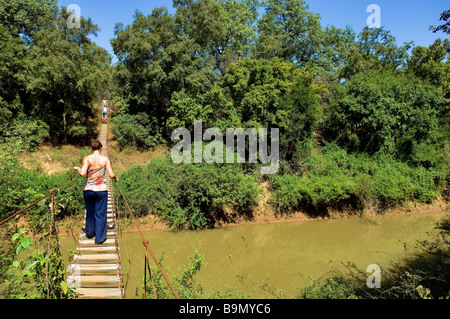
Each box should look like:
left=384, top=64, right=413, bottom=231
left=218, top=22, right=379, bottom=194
left=115, top=182, right=180, bottom=299
left=144, top=248, right=157, bottom=299
left=45, top=189, right=56, bottom=299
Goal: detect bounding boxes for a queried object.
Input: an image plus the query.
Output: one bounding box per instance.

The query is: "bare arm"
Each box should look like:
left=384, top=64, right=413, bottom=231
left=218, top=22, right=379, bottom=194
left=76, top=156, right=89, bottom=176
left=106, top=158, right=119, bottom=181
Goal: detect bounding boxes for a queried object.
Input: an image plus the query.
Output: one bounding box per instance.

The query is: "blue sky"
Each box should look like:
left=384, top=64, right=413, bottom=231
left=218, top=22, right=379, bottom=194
left=58, top=0, right=449, bottom=64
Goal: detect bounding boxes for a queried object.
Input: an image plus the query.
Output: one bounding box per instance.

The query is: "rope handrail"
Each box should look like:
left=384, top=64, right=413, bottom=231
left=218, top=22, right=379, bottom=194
left=0, top=168, right=76, bottom=298
left=115, top=182, right=180, bottom=299
left=0, top=170, right=75, bottom=227
left=103, top=122, right=178, bottom=299
left=1, top=118, right=180, bottom=299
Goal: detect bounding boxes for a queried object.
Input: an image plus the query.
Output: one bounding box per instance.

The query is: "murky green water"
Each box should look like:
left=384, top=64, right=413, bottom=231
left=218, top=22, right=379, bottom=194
left=60, top=211, right=448, bottom=298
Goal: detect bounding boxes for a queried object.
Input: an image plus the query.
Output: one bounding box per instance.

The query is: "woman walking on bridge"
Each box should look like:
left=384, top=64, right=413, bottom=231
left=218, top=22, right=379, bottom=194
left=75, top=140, right=118, bottom=244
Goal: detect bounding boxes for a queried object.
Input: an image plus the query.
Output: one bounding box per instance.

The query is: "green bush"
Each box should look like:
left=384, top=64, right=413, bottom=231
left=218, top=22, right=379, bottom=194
left=270, top=144, right=444, bottom=214
left=0, top=145, right=45, bottom=221
left=110, top=113, right=163, bottom=151
left=321, top=70, right=444, bottom=157
left=299, top=273, right=361, bottom=299
left=0, top=114, right=49, bottom=152
left=119, top=155, right=259, bottom=230
left=270, top=174, right=357, bottom=213
left=0, top=143, right=87, bottom=225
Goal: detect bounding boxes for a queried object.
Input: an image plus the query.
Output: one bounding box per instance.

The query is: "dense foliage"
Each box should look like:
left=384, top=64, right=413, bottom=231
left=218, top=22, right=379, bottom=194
left=270, top=144, right=445, bottom=214
left=110, top=0, right=449, bottom=228
left=0, top=0, right=111, bottom=145
left=0, top=0, right=449, bottom=299
left=119, top=155, right=259, bottom=229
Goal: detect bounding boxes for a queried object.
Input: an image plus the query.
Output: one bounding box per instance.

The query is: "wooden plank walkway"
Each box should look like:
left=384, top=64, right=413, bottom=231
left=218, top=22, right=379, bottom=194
left=67, top=123, right=125, bottom=299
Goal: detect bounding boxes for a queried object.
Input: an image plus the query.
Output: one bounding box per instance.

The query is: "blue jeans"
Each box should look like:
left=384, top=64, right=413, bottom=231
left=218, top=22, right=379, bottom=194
left=83, top=191, right=108, bottom=244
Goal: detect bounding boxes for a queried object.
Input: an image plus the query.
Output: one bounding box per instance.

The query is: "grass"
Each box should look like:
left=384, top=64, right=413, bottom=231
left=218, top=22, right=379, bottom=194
left=19, top=124, right=170, bottom=177
left=19, top=144, right=84, bottom=175
left=107, top=142, right=170, bottom=176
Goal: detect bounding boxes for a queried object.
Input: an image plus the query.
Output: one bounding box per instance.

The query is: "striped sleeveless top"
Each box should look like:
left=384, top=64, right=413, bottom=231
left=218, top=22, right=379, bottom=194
left=83, top=154, right=108, bottom=192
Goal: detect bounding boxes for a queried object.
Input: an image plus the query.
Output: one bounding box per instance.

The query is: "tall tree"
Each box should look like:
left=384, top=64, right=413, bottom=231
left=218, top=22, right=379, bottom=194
left=174, top=0, right=259, bottom=74
left=341, top=26, right=413, bottom=79
left=0, top=0, right=58, bottom=127
left=321, top=70, right=444, bottom=157
left=0, top=0, right=57, bottom=42
left=430, top=8, right=450, bottom=35
left=314, top=25, right=357, bottom=79
left=111, top=0, right=259, bottom=139
left=407, top=39, right=450, bottom=88
left=0, top=25, right=26, bottom=126
left=256, top=0, right=323, bottom=65
left=25, top=6, right=111, bottom=144
left=111, top=7, right=211, bottom=117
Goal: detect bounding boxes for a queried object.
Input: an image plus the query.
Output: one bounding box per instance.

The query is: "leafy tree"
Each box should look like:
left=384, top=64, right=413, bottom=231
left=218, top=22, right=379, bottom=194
left=321, top=70, right=444, bottom=157
left=0, top=0, right=58, bottom=42
left=166, top=86, right=225, bottom=133
left=407, top=39, right=450, bottom=92
left=1, top=1, right=110, bottom=145
left=110, top=112, right=163, bottom=151
left=111, top=0, right=260, bottom=142
left=0, top=25, right=26, bottom=126
left=314, top=25, right=357, bottom=79
left=218, top=58, right=323, bottom=171
left=25, top=6, right=111, bottom=144
left=112, top=6, right=217, bottom=135
left=0, top=0, right=57, bottom=127
left=279, top=74, right=321, bottom=171
left=341, top=27, right=413, bottom=79
left=174, top=0, right=259, bottom=75
left=430, top=8, right=450, bottom=35
left=222, top=58, right=297, bottom=128
left=256, top=0, right=323, bottom=65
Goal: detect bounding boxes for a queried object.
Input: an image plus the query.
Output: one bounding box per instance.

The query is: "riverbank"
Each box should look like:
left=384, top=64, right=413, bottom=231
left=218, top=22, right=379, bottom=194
left=17, top=137, right=448, bottom=237
left=57, top=194, right=449, bottom=238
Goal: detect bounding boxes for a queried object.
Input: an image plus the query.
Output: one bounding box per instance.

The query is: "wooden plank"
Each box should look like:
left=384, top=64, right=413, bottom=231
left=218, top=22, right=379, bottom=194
left=78, top=238, right=116, bottom=246
left=77, top=245, right=118, bottom=252
left=68, top=275, right=121, bottom=284
left=79, top=231, right=116, bottom=238
left=74, top=253, right=119, bottom=261
left=75, top=288, right=124, bottom=299
left=69, top=263, right=121, bottom=272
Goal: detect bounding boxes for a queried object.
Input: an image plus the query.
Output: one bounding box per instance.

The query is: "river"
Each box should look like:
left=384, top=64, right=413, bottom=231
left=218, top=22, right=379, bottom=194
left=60, top=210, right=448, bottom=298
